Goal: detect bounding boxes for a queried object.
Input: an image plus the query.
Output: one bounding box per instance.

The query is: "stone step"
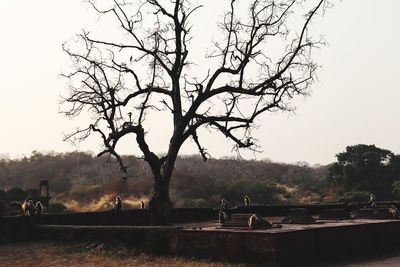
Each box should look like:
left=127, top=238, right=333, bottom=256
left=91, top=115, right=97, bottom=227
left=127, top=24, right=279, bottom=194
left=353, top=208, right=399, bottom=219
left=282, top=208, right=316, bottom=224
left=319, top=209, right=351, bottom=220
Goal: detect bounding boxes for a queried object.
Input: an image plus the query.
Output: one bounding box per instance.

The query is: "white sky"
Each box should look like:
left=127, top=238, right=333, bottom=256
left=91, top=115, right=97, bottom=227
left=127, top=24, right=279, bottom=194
left=0, top=0, right=399, bottom=165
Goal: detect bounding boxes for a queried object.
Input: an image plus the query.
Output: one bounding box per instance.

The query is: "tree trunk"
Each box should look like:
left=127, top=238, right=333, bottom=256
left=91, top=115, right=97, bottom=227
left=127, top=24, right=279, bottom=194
left=148, top=128, right=182, bottom=225
left=148, top=174, right=172, bottom=225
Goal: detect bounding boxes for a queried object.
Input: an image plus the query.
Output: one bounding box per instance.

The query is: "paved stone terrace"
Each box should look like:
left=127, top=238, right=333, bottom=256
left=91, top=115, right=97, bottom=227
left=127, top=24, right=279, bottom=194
left=175, top=218, right=400, bottom=266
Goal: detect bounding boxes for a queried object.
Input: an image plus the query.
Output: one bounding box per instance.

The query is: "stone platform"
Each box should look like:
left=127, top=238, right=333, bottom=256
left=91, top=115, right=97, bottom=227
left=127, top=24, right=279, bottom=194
left=28, top=218, right=400, bottom=266
left=174, top=218, right=400, bottom=266
left=2, top=205, right=400, bottom=266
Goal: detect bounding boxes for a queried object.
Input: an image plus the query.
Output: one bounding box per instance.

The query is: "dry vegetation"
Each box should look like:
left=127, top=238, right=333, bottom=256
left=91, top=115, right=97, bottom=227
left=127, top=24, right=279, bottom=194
left=1, top=241, right=400, bottom=267
left=0, top=152, right=330, bottom=212
left=0, top=241, right=259, bottom=267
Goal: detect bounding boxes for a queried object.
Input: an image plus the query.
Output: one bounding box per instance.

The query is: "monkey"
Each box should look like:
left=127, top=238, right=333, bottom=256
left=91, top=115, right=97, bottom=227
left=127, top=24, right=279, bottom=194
left=21, top=201, right=29, bottom=216
left=22, top=199, right=35, bottom=216
left=248, top=214, right=271, bottom=229
left=218, top=210, right=228, bottom=224
left=24, top=200, right=35, bottom=216
left=248, top=214, right=260, bottom=229
left=244, top=195, right=251, bottom=206
left=21, top=201, right=28, bottom=216
left=221, top=198, right=229, bottom=211
left=140, top=200, right=145, bottom=210
left=368, top=193, right=377, bottom=207
left=35, top=201, right=43, bottom=215
left=28, top=200, right=35, bottom=216
left=220, top=198, right=231, bottom=219
left=113, top=196, right=123, bottom=211
left=21, top=197, right=33, bottom=216
left=388, top=205, right=399, bottom=218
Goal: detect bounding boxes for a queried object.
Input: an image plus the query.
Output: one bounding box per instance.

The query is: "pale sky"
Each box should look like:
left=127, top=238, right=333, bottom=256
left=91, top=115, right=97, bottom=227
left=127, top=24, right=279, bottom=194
left=0, top=0, right=399, bottom=165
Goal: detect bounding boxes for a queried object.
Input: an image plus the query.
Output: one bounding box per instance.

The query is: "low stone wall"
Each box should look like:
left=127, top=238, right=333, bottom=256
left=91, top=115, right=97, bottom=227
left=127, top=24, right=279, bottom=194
left=36, top=225, right=179, bottom=254
left=0, top=216, right=36, bottom=243
left=0, top=208, right=217, bottom=244
left=174, top=220, right=400, bottom=266
left=234, top=203, right=347, bottom=216
left=233, top=201, right=400, bottom=216
left=3, top=202, right=399, bottom=228
left=2, top=205, right=400, bottom=265
left=0, top=208, right=218, bottom=227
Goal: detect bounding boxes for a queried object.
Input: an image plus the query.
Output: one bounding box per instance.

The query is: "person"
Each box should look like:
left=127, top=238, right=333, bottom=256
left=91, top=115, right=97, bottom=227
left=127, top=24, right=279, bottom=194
left=368, top=193, right=377, bottom=207
left=248, top=214, right=271, bottom=229
left=140, top=200, right=145, bottom=210
left=35, top=201, right=43, bottom=215
left=244, top=195, right=251, bottom=206
left=113, top=196, right=123, bottom=211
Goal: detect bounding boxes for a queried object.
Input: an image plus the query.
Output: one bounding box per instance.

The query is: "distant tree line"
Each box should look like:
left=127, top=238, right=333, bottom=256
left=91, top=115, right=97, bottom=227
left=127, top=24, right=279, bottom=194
left=1, top=144, right=399, bottom=210
left=0, top=151, right=329, bottom=209
left=328, top=144, right=400, bottom=202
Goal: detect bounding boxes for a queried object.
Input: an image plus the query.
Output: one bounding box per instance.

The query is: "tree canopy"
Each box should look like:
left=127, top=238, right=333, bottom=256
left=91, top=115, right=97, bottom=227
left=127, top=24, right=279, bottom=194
left=328, top=144, right=400, bottom=199
left=62, top=0, right=328, bottom=222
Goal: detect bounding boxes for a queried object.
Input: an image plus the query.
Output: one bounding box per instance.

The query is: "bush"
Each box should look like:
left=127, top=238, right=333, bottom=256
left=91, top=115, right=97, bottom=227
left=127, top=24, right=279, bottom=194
left=224, top=180, right=285, bottom=206
left=69, top=184, right=103, bottom=202
left=48, top=202, right=68, bottom=213
left=339, top=190, right=370, bottom=203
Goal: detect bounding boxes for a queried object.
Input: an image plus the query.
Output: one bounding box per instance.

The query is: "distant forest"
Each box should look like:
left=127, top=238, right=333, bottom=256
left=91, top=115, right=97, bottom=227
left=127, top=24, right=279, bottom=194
left=0, top=151, right=329, bottom=211
left=0, top=144, right=399, bottom=211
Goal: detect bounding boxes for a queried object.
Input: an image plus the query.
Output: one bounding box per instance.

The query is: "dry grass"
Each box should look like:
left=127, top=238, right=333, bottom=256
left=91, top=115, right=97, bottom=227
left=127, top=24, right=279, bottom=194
left=1, top=241, right=400, bottom=267
left=63, top=194, right=147, bottom=212
left=0, top=241, right=254, bottom=267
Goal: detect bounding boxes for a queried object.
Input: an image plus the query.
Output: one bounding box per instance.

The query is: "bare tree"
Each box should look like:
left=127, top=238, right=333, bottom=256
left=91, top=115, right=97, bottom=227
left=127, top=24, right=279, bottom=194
left=62, top=0, right=328, bottom=223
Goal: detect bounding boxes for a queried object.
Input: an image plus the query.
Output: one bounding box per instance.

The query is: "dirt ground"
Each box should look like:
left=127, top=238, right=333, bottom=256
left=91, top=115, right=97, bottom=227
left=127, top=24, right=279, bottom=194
left=1, top=241, right=400, bottom=267
left=0, top=241, right=251, bottom=267
left=316, top=255, right=400, bottom=267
